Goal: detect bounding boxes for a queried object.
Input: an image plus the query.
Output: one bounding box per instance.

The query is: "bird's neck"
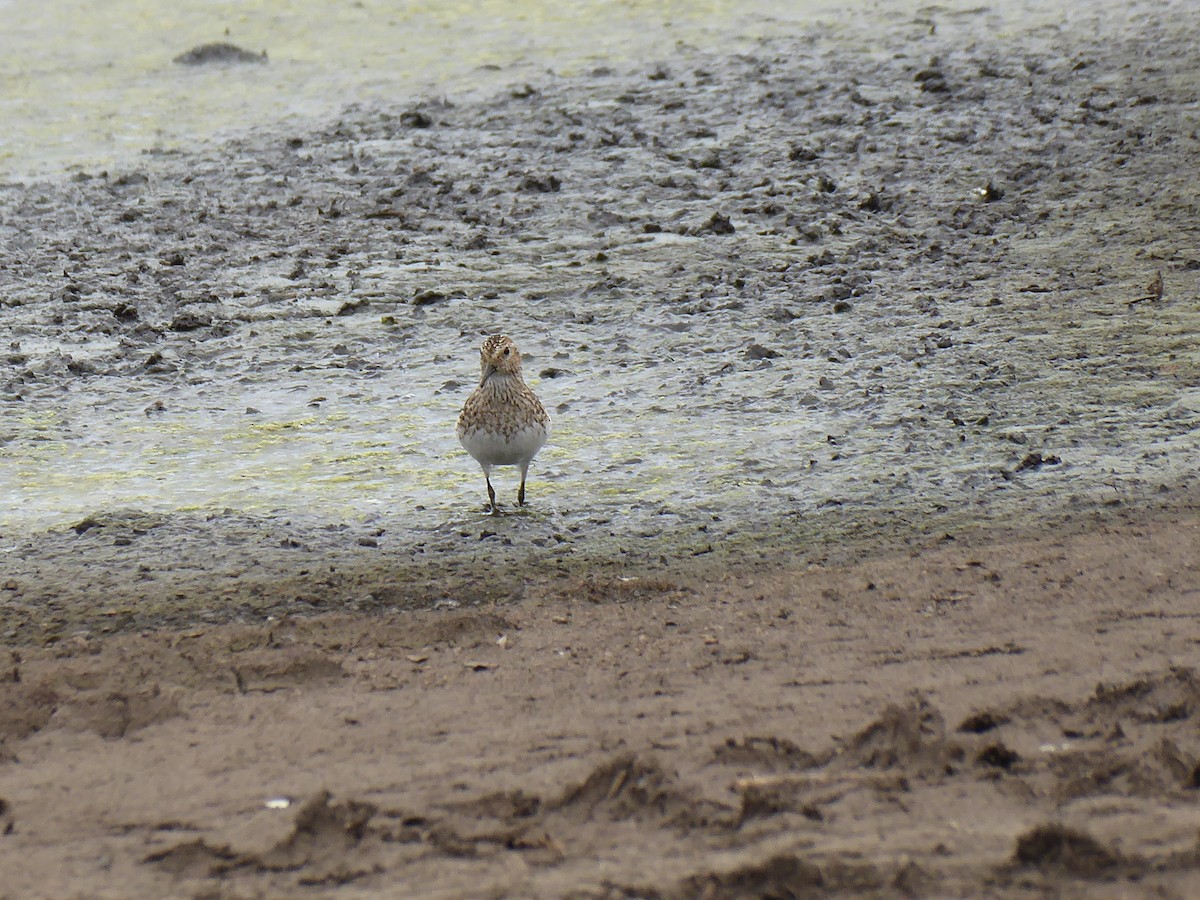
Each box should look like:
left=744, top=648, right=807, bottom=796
left=481, top=370, right=521, bottom=390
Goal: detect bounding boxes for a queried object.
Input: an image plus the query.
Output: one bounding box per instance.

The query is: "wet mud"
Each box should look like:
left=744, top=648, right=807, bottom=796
left=2, top=1, right=1198, bottom=639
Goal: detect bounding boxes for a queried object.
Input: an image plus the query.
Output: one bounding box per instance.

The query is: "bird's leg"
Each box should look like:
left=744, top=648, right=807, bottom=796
left=518, top=463, right=528, bottom=507
left=486, top=475, right=498, bottom=515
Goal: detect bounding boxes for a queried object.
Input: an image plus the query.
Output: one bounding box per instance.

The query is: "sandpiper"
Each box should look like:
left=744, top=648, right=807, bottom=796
left=456, top=334, right=550, bottom=514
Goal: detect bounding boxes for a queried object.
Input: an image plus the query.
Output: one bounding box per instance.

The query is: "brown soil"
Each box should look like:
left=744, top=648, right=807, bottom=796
left=2, top=507, right=1198, bottom=898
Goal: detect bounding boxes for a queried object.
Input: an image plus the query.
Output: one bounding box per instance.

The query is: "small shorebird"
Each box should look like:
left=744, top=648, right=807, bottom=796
left=457, top=334, right=550, bottom=514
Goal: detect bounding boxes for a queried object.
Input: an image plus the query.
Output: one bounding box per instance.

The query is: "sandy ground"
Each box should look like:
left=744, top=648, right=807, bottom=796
left=0, top=507, right=1198, bottom=898
left=2, top=0, right=1200, bottom=896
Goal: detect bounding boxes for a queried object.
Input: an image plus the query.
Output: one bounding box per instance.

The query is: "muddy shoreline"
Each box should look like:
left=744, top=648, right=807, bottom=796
left=3, top=2, right=1199, bottom=641
left=1, top=5, right=1200, bottom=896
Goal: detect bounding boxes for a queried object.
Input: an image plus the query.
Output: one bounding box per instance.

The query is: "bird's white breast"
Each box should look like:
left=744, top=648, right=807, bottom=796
left=459, top=421, right=548, bottom=468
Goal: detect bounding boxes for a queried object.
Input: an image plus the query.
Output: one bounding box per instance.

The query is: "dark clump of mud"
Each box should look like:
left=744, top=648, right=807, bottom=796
left=837, top=698, right=963, bottom=775
left=1013, top=823, right=1124, bottom=876
left=713, top=735, right=822, bottom=773
left=675, top=854, right=829, bottom=900
left=173, top=42, right=267, bottom=65
left=146, top=791, right=376, bottom=882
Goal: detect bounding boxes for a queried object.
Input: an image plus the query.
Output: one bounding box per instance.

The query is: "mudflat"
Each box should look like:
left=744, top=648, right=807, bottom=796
left=2, top=1, right=1199, bottom=896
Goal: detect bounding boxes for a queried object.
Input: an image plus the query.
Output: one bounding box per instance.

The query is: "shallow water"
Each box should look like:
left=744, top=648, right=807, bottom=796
left=0, top=0, right=817, bottom=179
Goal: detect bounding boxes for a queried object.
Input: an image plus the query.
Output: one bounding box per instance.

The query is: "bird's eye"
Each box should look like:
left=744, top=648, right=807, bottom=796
left=503, top=348, right=510, bottom=356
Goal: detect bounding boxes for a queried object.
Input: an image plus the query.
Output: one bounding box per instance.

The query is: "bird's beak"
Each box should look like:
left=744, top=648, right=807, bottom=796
left=480, top=362, right=497, bottom=385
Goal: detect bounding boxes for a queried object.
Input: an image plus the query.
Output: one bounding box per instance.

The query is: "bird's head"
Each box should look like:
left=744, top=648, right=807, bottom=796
left=479, top=334, right=523, bottom=383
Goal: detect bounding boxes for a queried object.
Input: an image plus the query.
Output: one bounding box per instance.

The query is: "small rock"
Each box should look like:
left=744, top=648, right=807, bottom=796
left=110, top=172, right=148, bottom=188
left=143, top=351, right=175, bottom=373
left=169, top=311, right=210, bottom=332
left=520, top=173, right=562, bottom=193
left=692, top=212, right=735, bottom=236
left=411, top=289, right=447, bottom=306
left=814, top=174, right=838, bottom=193
left=1013, top=452, right=1061, bottom=473
left=915, top=60, right=950, bottom=93
left=978, top=182, right=1005, bottom=202
left=789, top=144, right=819, bottom=163
left=858, top=191, right=884, bottom=212
left=400, top=110, right=433, bottom=128
left=745, top=343, right=782, bottom=360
